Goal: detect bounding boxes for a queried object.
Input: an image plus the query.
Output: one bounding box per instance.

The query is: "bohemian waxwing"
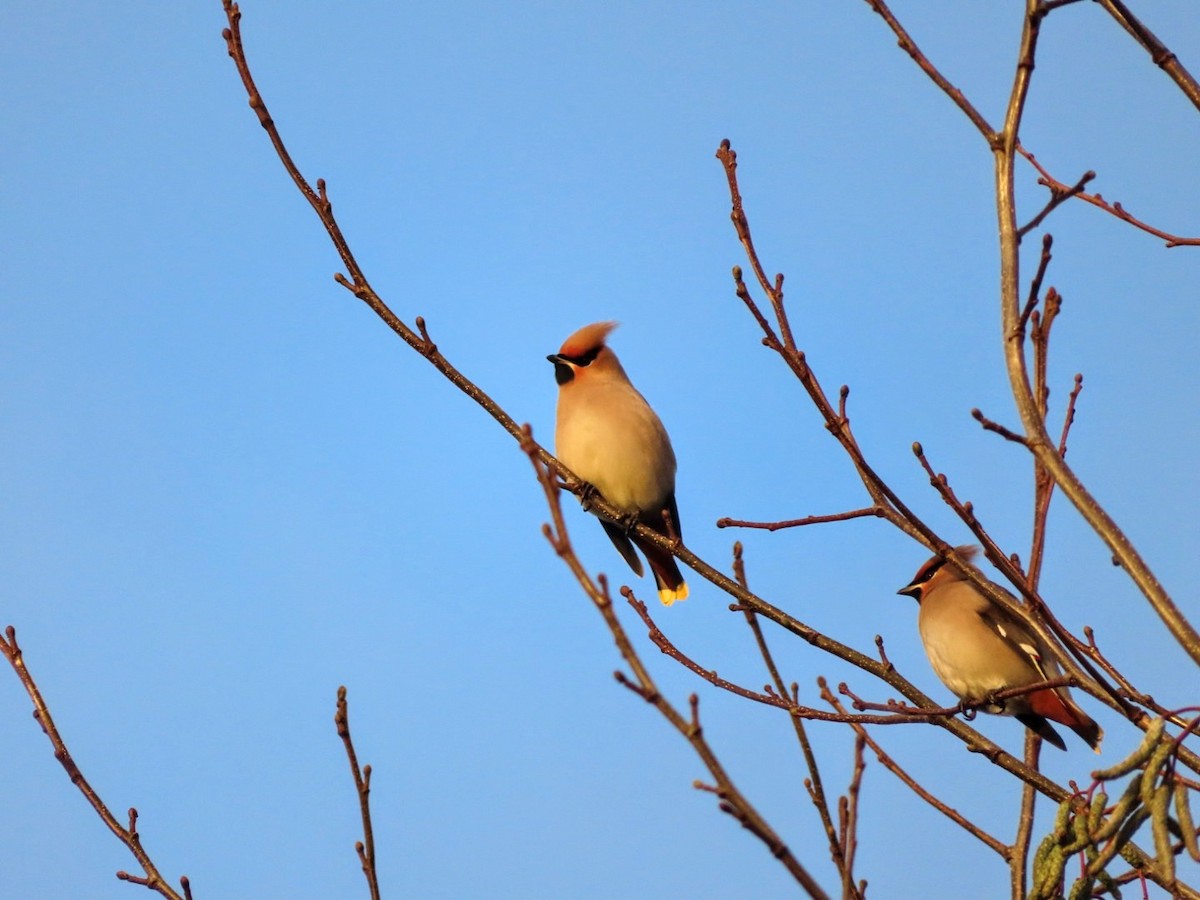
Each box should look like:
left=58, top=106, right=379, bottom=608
left=898, top=547, right=1101, bottom=752
left=548, top=321, right=688, bottom=606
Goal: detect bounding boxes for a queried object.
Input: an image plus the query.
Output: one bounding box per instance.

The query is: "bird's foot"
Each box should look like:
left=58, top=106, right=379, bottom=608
left=575, top=480, right=599, bottom=511
left=981, top=690, right=1007, bottom=715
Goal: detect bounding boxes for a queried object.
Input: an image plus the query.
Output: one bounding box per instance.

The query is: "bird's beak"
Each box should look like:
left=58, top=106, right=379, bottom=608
left=546, top=354, right=562, bottom=365
left=897, top=584, right=921, bottom=599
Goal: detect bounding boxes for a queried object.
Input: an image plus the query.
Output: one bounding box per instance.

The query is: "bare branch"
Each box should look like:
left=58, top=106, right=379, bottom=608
left=335, top=687, right=380, bottom=900
left=717, top=507, right=884, bottom=531
left=838, top=735, right=867, bottom=900
left=1017, top=169, right=1095, bottom=239
left=1094, top=0, right=1200, bottom=114
left=519, top=428, right=830, bottom=898
left=1019, top=233, right=1054, bottom=334
left=1011, top=733, right=1042, bottom=900
left=1, top=627, right=188, bottom=899
left=731, top=545, right=850, bottom=894
left=821, top=680, right=1010, bottom=858
left=715, top=141, right=795, bottom=350
left=972, top=408, right=1032, bottom=447
left=992, top=1, right=1200, bottom=667
left=1018, top=148, right=1200, bottom=248
left=858, top=0, right=997, bottom=142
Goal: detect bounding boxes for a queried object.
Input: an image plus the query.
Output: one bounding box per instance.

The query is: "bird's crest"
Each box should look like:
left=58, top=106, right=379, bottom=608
left=558, top=321, right=618, bottom=359
left=953, top=544, right=980, bottom=563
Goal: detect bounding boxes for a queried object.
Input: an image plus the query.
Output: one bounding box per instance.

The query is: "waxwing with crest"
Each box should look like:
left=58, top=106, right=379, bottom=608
left=898, top=547, right=1101, bottom=752
left=548, top=322, right=687, bottom=605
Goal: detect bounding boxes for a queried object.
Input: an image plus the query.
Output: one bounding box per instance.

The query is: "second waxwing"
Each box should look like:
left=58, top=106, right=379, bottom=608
left=548, top=321, right=687, bottom=606
left=898, top=547, right=1101, bottom=752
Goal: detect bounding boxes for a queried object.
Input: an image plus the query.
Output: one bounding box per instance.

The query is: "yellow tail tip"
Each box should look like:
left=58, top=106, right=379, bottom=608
left=658, top=582, right=689, bottom=606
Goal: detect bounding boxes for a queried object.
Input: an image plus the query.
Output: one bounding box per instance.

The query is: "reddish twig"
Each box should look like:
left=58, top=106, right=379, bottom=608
left=1011, top=731, right=1042, bottom=900
left=838, top=735, right=868, bottom=900
left=821, top=680, right=1010, bottom=858
left=717, top=507, right=884, bottom=531
left=971, top=408, right=1032, bottom=447
left=519, top=427, right=830, bottom=898
left=1019, top=233, right=1055, bottom=334
left=626, top=592, right=966, bottom=728
left=1018, top=148, right=1200, bottom=248
left=335, top=687, right=380, bottom=900
left=715, top=140, right=795, bottom=350
left=0, top=627, right=189, bottom=899
left=730, top=545, right=853, bottom=895
left=1017, top=169, right=1095, bottom=240
left=839, top=677, right=1080, bottom=723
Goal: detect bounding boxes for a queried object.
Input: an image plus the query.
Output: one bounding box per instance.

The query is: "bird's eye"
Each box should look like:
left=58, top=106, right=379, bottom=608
left=562, top=346, right=602, bottom=367
left=917, top=560, right=944, bottom=584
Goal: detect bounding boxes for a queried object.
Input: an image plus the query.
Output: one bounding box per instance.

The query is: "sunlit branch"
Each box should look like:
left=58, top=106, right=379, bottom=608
left=0, top=627, right=190, bottom=900
left=1094, top=0, right=1200, bottom=114
left=335, top=687, right=380, bottom=900
left=1019, top=148, right=1200, bottom=248
left=730, top=544, right=854, bottom=895
left=518, top=427, right=830, bottom=898
left=821, top=680, right=1010, bottom=858
left=717, top=507, right=884, bottom=531
left=993, top=0, right=1200, bottom=668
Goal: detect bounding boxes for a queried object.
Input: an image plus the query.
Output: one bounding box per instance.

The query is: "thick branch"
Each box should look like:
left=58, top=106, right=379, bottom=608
left=1094, top=0, right=1200, bottom=114
left=994, top=2, right=1200, bottom=668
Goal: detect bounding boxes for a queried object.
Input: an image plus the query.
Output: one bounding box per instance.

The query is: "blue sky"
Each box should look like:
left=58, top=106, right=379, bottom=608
left=3, top=3, right=1198, bottom=898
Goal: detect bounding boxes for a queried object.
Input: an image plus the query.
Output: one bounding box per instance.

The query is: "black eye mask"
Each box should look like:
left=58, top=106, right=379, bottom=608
left=559, top=345, right=602, bottom=367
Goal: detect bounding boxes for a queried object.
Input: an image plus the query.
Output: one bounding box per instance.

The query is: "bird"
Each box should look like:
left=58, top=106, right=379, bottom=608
left=898, top=546, right=1101, bottom=752
left=548, top=321, right=687, bottom=606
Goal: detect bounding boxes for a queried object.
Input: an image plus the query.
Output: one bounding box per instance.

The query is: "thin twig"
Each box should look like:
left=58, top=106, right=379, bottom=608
left=1017, top=169, right=1095, bottom=239
left=860, top=0, right=1200, bottom=247
left=219, top=1, right=561, bottom=478
left=1019, top=233, right=1055, bottom=334
left=1011, top=732, right=1042, bottom=900
left=1018, top=148, right=1200, bottom=248
left=821, top=680, right=1010, bottom=858
left=0, top=627, right=189, bottom=900
left=335, top=687, right=380, bottom=900
left=858, top=0, right=997, bottom=142
left=717, top=507, right=884, bottom=531
left=732, top=544, right=854, bottom=895
left=972, top=408, right=1032, bottom=447
left=519, top=428, right=830, bottom=899
left=715, top=140, right=796, bottom=350
left=839, top=735, right=867, bottom=900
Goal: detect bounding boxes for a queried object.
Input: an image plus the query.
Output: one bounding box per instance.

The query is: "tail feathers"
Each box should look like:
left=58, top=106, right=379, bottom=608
left=1027, top=688, right=1104, bottom=752
left=1016, top=713, right=1068, bottom=751
left=601, top=521, right=644, bottom=578
left=634, top=534, right=688, bottom=606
